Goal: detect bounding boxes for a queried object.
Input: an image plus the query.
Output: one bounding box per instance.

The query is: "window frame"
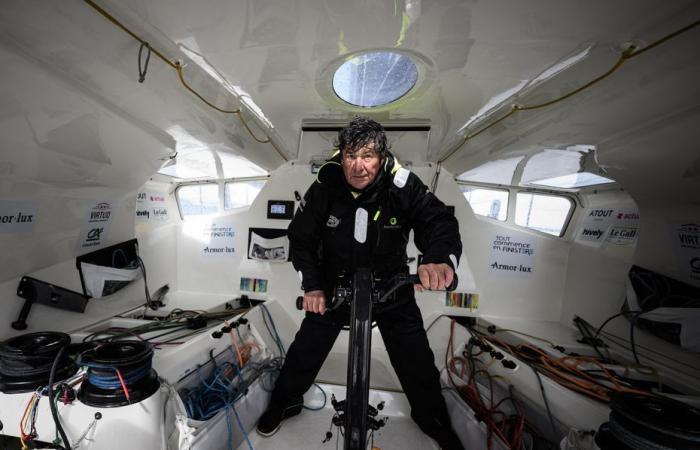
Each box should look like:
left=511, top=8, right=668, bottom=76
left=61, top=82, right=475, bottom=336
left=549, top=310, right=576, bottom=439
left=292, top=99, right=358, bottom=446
left=456, top=180, right=578, bottom=238
left=175, top=182, right=221, bottom=219
left=174, top=175, right=270, bottom=219
left=514, top=189, right=576, bottom=237
left=457, top=183, right=510, bottom=222
left=223, top=176, right=269, bottom=211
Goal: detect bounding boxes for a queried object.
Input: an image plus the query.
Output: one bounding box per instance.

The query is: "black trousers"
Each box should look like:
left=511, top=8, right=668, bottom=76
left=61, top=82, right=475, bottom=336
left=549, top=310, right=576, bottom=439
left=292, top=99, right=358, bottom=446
left=270, top=298, right=463, bottom=449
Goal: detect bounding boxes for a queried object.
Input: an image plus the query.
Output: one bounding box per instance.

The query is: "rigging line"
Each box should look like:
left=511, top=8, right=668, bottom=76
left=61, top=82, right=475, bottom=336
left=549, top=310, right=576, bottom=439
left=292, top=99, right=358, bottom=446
left=174, top=63, right=239, bottom=114
left=81, top=0, right=287, bottom=160
left=234, top=110, right=271, bottom=143
left=82, top=0, right=176, bottom=69
left=437, top=18, right=700, bottom=164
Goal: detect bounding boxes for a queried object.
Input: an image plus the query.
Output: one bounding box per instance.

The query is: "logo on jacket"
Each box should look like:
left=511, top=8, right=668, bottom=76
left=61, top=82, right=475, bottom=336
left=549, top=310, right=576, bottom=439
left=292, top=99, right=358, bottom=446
left=326, top=215, right=340, bottom=228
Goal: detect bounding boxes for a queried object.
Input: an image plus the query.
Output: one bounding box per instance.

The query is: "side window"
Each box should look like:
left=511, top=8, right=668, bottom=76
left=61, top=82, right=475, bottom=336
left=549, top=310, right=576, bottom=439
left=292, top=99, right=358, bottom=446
left=515, top=192, right=573, bottom=236
left=224, top=180, right=266, bottom=210
left=176, top=184, right=219, bottom=217
left=459, top=185, right=508, bottom=221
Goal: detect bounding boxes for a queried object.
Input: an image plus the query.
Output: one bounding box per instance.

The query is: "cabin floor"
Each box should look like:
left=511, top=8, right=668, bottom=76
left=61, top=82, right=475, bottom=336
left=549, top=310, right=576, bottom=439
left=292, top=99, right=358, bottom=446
left=244, top=383, right=440, bottom=450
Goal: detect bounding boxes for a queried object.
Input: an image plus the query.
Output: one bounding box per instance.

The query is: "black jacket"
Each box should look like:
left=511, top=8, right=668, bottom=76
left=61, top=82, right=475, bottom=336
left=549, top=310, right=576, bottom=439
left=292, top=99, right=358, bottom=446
left=288, top=151, right=462, bottom=295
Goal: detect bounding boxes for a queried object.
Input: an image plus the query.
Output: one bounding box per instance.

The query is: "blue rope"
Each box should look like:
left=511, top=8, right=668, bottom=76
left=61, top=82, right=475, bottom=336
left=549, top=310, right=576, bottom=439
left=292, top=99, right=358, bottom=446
left=231, top=402, right=254, bottom=450
left=82, top=362, right=151, bottom=389
left=259, top=303, right=285, bottom=356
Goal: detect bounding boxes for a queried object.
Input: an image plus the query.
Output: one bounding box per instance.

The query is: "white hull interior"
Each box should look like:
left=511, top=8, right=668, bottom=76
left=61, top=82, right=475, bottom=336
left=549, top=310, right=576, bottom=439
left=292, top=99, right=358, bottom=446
left=1, top=1, right=700, bottom=450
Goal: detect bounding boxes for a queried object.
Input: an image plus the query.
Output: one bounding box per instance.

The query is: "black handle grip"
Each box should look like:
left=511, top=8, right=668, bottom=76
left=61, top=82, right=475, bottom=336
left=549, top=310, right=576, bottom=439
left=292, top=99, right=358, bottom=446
left=407, top=273, right=458, bottom=291
left=296, top=296, right=304, bottom=310
left=12, top=298, right=33, bottom=330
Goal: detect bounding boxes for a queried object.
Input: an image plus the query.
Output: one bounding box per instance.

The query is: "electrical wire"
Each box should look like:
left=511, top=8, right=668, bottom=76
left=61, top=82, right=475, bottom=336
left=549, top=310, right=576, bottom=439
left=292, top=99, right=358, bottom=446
left=48, top=346, right=71, bottom=450
left=445, top=320, right=525, bottom=449
left=438, top=19, right=700, bottom=164
left=303, top=383, right=328, bottom=411
left=258, top=303, right=285, bottom=357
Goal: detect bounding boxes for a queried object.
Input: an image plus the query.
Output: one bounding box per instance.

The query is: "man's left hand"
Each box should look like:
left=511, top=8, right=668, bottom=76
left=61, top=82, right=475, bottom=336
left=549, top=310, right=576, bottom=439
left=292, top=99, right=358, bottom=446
left=415, top=263, right=454, bottom=292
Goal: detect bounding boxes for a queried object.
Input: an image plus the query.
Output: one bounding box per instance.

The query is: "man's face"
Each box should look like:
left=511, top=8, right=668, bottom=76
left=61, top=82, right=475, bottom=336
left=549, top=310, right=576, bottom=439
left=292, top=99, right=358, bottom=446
left=341, top=143, right=384, bottom=190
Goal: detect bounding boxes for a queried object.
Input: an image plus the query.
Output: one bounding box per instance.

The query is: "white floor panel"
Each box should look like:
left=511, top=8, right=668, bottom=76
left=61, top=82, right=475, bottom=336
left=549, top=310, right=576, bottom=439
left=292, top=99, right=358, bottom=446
left=239, top=384, right=440, bottom=450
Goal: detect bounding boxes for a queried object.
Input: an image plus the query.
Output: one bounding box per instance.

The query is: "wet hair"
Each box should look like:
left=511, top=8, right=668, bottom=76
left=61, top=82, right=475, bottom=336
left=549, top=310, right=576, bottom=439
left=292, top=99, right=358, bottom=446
left=336, top=116, right=389, bottom=156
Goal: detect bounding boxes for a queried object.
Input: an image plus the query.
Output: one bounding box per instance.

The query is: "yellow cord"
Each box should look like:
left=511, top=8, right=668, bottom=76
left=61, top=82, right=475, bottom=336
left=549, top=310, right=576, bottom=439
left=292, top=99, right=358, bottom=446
left=82, top=0, right=287, bottom=161
left=439, top=19, right=700, bottom=164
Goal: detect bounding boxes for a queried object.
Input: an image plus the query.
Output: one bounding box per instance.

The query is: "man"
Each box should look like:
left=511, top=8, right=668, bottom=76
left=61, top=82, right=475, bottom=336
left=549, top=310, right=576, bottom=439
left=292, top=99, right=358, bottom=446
left=257, top=117, right=464, bottom=449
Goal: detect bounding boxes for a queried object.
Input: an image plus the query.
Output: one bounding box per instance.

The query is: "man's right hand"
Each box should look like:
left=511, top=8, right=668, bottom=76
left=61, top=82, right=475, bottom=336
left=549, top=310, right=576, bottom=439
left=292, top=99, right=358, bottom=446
left=302, top=290, right=327, bottom=315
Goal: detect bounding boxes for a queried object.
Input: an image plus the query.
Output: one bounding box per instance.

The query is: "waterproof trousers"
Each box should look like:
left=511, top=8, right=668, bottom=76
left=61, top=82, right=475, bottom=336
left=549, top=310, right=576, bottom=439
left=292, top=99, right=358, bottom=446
left=270, top=298, right=464, bottom=450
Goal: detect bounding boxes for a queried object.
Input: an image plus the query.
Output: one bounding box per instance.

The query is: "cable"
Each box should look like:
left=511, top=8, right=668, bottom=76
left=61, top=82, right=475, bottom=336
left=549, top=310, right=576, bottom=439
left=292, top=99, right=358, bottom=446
left=231, top=403, right=254, bottom=450
left=81, top=0, right=286, bottom=161
left=530, top=366, right=556, bottom=435
left=629, top=318, right=640, bottom=365
left=259, top=303, right=285, bottom=357
left=303, top=383, right=327, bottom=411
left=593, top=310, right=642, bottom=341
left=48, top=345, right=71, bottom=450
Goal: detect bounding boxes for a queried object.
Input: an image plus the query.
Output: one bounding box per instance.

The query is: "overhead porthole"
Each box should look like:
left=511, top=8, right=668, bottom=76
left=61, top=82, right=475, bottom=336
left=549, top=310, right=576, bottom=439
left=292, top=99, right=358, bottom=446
left=332, top=51, right=418, bottom=107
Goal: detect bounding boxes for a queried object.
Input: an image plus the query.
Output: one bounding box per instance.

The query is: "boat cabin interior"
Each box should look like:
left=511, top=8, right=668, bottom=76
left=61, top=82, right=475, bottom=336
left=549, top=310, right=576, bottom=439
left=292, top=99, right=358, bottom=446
left=1, top=1, right=699, bottom=449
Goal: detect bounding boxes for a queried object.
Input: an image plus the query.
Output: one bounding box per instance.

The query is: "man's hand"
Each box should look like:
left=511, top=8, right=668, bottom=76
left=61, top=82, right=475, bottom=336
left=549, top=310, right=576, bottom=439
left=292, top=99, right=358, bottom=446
left=302, top=290, right=327, bottom=315
left=415, top=263, right=454, bottom=292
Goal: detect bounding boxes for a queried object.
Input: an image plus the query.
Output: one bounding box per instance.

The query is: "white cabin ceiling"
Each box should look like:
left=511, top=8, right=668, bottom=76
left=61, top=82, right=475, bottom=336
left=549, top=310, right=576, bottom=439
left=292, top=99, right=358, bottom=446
left=1, top=1, right=699, bottom=189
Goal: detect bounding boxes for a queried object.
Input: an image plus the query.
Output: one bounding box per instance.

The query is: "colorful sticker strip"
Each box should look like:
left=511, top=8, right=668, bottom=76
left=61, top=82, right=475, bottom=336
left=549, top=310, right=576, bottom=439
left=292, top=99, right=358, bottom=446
left=445, top=292, right=479, bottom=310
left=240, top=277, right=268, bottom=293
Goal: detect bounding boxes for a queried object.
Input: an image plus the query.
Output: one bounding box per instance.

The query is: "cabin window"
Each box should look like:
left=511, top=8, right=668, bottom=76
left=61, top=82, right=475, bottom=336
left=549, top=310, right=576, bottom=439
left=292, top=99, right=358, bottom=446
left=460, top=186, right=508, bottom=221
left=176, top=184, right=219, bottom=216
left=515, top=192, right=573, bottom=236
left=224, top=180, right=266, bottom=210
left=332, top=51, right=418, bottom=107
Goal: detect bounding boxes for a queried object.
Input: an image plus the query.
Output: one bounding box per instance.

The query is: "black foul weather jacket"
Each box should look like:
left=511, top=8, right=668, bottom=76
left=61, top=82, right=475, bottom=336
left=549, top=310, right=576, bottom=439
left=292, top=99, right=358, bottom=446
left=287, top=151, right=462, bottom=297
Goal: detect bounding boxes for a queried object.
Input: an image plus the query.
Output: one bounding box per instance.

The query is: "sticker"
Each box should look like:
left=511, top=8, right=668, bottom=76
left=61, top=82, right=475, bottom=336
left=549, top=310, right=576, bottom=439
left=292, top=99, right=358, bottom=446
left=577, top=208, right=615, bottom=243
left=445, top=292, right=479, bottom=311
left=152, top=207, right=169, bottom=221
left=240, top=277, right=269, bottom=293
left=393, top=168, right=409, bottom=188
left=202, top=224, right=236, bottom=257
left=77, top=201, right=115, bottom=251
left=606, top=227, right=638, bottom=245
left=670, top=221, right=700, bottom=285
left=136, top=209, right=150, bottom=221
left=0, top=200, right=38, bottom=234
left=577, top=207, right=639, bottom=246
left=326, top=215, right=340, bottom=228
left=248, top=232, right=288, bottom=261
left=489, top=232, right=536, bottom=277
left=354, top=208, right=368, bottom=243
left=136, top=192, right=169, bottom=222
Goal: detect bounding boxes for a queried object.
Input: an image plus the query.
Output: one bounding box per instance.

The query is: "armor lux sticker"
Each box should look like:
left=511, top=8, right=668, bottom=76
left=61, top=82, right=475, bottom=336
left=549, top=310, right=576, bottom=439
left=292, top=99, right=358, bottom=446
left=77, top=201, right=116, bottom=251
left=0, top=200, right=38, bottom=234
left=489, top=232, right=536, bottom=277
